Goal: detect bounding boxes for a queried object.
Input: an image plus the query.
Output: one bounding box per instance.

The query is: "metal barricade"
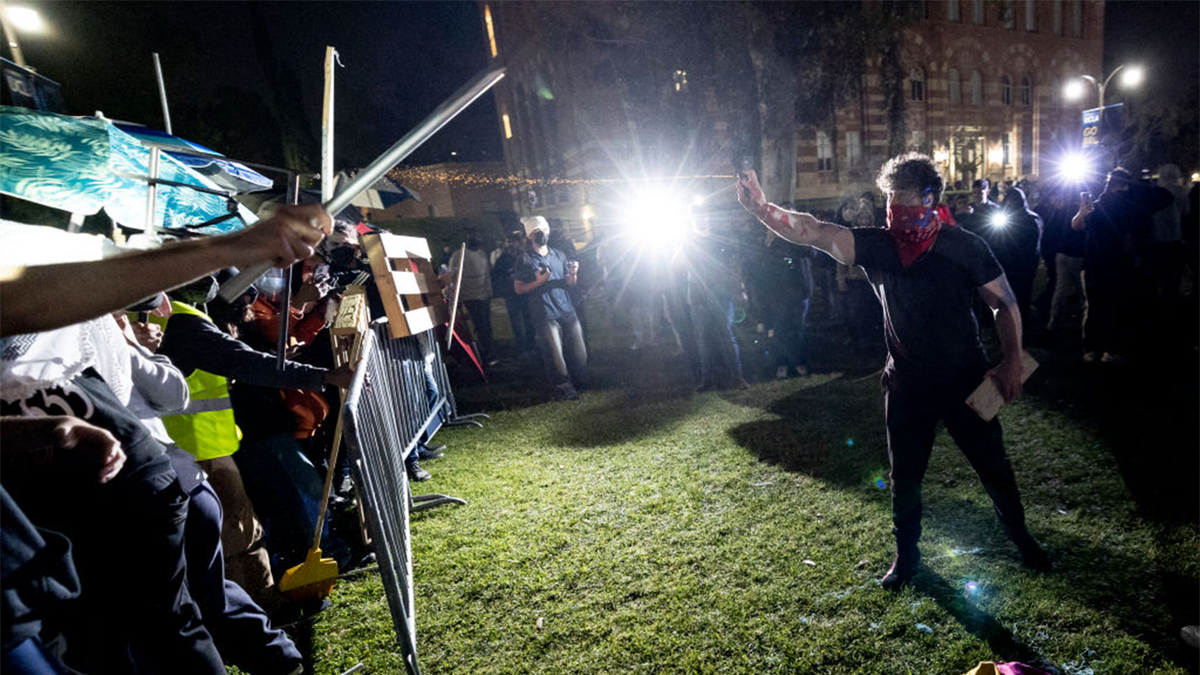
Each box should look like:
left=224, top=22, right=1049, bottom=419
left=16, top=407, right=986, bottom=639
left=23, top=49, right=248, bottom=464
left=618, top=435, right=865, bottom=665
left=341, top=320, right=472, bottom=674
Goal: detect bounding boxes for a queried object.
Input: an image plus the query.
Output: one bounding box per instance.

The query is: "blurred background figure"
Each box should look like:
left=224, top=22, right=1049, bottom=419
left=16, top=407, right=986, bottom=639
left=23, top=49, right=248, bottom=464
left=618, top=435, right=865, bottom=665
left=995, top=187, right=1043, bottom=331
left=449, top=229, right=497, bottom=367
left=492, top=230, right=537, bottom=357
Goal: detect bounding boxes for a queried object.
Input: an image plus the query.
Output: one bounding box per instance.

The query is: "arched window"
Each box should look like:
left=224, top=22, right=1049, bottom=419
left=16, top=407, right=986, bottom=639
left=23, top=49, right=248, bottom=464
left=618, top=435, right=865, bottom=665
left=948, top=68, right=961, bottom=103
left=1001, top=75, right=1012, bottom=105
left=910, top=67, right=926, bottom=102
left=1021, top=76, right=1032, bottom=105
left=1050, top=77, right=1061, bottom=107
left=970, top=70, right=983, bottom=104
left=947, top=0, right=960, bottom=21
left=973, top=0, right=985, bottom=24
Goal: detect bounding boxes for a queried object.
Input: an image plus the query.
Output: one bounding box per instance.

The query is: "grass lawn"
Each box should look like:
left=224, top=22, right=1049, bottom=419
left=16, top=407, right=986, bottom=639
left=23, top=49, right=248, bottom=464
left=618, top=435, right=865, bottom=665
left=303, top=300, right=1199, bottom=675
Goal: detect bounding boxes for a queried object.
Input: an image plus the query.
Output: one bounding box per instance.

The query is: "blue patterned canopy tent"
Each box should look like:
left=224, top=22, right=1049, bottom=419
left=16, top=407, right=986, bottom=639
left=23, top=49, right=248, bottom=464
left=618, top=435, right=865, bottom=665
left=0, top=106, right=257, bottom=235
left=113, top=123, right=274, bottom=195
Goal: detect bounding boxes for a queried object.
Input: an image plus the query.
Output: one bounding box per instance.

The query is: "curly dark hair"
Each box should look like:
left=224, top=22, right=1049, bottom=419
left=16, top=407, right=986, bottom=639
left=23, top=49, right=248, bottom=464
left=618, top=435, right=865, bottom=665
left=875, top=152, right=945, bottom=205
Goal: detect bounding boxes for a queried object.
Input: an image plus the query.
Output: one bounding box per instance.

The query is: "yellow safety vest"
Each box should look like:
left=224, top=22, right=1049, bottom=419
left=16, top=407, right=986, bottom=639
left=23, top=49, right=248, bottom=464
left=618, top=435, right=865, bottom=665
left=149, top=301, right=241, bottom=461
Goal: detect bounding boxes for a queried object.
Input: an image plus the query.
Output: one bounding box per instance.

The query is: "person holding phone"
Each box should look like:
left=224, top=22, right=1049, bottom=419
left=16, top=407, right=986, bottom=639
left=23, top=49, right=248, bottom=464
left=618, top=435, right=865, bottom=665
left=514, top=216, right=586, bottom=400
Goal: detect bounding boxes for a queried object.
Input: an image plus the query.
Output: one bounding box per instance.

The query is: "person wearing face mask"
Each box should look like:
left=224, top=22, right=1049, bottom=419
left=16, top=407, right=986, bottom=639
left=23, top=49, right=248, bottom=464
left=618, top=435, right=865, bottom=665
left=151, top=275, right=356, bottom=613
left=449, top=230, right=497, bottom=366
left=737, top=153, right=1049, bottom=590
left=514, top=216, right=586, bottom=400
left=1071, top=168, right=1174, bottom=363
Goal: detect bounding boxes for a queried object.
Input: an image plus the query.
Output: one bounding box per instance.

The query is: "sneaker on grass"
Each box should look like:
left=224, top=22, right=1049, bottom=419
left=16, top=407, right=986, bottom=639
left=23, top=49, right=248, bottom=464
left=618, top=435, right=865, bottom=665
left=406, top=456, right=431, bottom=482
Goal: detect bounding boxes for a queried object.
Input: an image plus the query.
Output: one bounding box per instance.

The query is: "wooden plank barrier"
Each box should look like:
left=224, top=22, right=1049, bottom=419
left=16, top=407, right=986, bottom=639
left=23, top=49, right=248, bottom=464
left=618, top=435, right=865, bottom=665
left=362, top=232, right=447, bottom=339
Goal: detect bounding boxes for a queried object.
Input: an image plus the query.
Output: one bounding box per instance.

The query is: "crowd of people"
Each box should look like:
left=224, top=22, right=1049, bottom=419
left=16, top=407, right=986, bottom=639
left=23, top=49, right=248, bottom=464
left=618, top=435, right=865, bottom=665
left=441, top=161, right=1195, bottom=406
left=2, top=148, right=1195, bottom=672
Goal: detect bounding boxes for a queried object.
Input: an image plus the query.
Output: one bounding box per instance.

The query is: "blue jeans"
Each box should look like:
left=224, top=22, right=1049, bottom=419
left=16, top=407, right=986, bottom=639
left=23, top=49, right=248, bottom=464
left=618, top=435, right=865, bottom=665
left=535, top=312, right=587, bottom=388
left=168, top=449, right=302, bottom=674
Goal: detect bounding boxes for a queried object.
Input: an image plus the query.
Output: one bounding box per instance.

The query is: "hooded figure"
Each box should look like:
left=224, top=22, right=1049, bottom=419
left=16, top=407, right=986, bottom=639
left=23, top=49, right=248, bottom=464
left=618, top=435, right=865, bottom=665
left=994, top=187, right=1043, bottom=325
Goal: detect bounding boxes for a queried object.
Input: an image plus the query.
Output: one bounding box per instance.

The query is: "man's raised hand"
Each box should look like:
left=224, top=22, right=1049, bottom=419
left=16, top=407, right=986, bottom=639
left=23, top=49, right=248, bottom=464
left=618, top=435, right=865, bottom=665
left=229, top=204, right=332, bottom=270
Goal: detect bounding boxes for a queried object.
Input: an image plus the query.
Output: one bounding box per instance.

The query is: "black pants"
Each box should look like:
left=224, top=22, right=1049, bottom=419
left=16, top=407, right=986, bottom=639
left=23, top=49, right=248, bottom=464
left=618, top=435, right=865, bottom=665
left=169, top=449, right=302, bottom=675
left=882, top=368, right=1030, bottom=555
left=1082, top=270, right=1129, bottom=355
left=462, top=298, right=495, bottom=362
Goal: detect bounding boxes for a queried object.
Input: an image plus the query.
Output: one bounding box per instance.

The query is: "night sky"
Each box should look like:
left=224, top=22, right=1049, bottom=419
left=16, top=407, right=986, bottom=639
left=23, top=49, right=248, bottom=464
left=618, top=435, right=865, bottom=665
left=10, top=1, right=502, bottom=168
left=7, top=1, right=1197, bottom=173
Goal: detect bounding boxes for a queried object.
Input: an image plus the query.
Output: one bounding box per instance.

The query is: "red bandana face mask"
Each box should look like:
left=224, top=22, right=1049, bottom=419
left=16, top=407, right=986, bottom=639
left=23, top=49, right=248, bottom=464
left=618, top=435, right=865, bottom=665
left=886, top=204, right=954, bottom=267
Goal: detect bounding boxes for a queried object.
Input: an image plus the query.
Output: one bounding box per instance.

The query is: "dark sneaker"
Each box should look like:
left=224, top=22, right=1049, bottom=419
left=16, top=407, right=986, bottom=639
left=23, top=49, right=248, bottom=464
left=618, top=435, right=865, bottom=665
left=551, top=383, right=579, bottom=401
left=406, top=458, right=431, bottom=482
left=880, top=551, right=921, bottom=591
left=417, top=445, right=444, bottom=461
left=1015, top=535, right=1052, bottom=573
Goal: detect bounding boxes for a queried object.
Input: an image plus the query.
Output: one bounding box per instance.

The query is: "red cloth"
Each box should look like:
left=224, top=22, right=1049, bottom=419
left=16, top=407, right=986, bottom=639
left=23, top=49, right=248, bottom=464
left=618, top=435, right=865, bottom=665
left=886, top=203, right=955, bottom=268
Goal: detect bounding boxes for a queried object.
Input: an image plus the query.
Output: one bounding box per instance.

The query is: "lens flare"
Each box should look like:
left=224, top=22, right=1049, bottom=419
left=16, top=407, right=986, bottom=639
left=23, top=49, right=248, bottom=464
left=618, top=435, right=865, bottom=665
left=1058, top=152, right=1093, bottom=184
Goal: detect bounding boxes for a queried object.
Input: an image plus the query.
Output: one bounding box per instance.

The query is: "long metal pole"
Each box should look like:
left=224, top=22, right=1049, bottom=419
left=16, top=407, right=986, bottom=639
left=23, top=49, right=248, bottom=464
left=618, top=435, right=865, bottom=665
left=144, top=147, right=161, bottom=238
left=153, top=52, right=173, bottom=134
left=219, top=64, right=506, bottom=302
left=277, top=173, right=300, bottom=370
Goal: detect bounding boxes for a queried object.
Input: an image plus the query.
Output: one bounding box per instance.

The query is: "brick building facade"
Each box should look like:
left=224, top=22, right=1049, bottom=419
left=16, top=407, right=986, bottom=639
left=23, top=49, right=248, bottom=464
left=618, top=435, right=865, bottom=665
left=797, top=0, right=1104, bottom=200
left=481, top=1, right=1104, bottom=239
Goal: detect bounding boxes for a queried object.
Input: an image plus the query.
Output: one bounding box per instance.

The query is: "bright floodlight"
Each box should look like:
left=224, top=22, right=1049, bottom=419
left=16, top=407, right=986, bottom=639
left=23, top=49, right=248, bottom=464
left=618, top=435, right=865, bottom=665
left=1063, top=79, right=1087, bottom=102
left=5, top=6, right=43, bottom=33
left=626, top=195, right=688, bottom=246
left=1120, top=66, right=1144, bottom=88
left=1059, top=152, right=1092, bottom=183
left=990, top=212, right=1008, bottom=228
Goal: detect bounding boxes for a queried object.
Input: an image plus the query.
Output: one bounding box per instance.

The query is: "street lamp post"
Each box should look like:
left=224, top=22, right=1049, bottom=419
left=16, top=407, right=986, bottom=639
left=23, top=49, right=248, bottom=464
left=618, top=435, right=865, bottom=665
left=1063, top=64, right=1144, bottom=167
left=1064, top=64, right=1144, bottom=112
left=0, top=4, right=45, bottom=69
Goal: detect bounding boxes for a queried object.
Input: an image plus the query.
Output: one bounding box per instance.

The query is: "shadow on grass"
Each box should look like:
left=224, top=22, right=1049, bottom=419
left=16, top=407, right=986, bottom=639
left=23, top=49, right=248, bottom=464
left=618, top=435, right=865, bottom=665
left=927, top=489, right=1200, bottom=670
left=727, top=372, right=889, bottom=487
left=1022, top=341, right=1200, bottom=655
left=1024, top=350, right=1199, bottom=525
left=549, top=388, right=705, bottom=448
left=909, top=569, right=1045, bottom=666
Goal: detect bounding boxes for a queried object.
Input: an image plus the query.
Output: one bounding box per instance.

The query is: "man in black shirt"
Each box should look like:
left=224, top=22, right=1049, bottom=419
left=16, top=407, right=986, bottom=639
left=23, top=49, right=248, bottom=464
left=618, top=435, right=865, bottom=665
left=1071, top=168, right=1174, bottom=362
left=737, top=153, right=1049, bottom=590
left=514, top=216, right=587, bottom=400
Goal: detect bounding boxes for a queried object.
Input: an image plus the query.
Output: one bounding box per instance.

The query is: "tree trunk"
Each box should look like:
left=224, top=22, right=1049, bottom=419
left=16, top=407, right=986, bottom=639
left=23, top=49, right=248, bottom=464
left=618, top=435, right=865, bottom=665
left=745, top=4, right=798, bottom=205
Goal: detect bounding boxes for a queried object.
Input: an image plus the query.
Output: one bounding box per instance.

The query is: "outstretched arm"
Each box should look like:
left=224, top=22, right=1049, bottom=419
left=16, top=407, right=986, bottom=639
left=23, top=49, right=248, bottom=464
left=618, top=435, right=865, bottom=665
left=978, top=274, right=1024, bottom=402
left=1, top=204, right=332, bottom=337
left=736, top=170, right=856, bottom=265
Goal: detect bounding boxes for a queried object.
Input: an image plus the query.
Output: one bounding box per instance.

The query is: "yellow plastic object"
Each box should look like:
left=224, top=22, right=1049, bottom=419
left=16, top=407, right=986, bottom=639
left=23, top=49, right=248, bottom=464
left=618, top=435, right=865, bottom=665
left=278, top=547, right=338, bottom=602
